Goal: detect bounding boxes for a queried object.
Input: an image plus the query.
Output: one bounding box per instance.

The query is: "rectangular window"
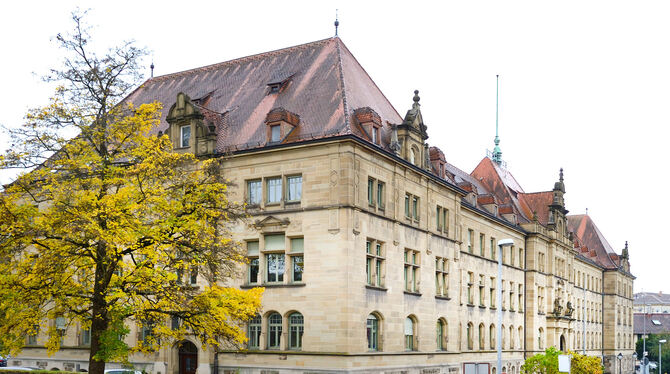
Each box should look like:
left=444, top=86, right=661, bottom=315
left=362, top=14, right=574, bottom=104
left=266, top=177, right=282, bottom=204
left=479, top=234, right=485, bottom=256
left=265, top=234, right=285, bottom=283
left=509, top=281, right=515, bottom=311
left=518, top=284, right=524, bottom=312
left=80, top=329, right=90, bottom=346
left=376, top=181, right=384, bottom=208
left=247, top=241, right=259, bottom=284
left=189, top=268, right=198, bottom=286
left=270, top=124, right=280, bottom=142
left=247, top=180, right=261, bottom=205
left=366, top=240, right=385, bottom=287
left=368, top=178, right=374, bottom=205
left=412, top=196, right=419, bottom=220
left=467, top=272, right=474, bottom=304
left=180, top=125, right=191, bottom=147
left=404, top=249, right=420, bottom=292
left=286, top=175, right=302, bottom=202
left=27, top=326, right=38, bottom=345
left=290, top=238, right=304, bottom=282
left=490, top=277, right=496, bottom=307
left=405, top=194, right=410, bottom=217
left=435, top=257, right=449, bottom=297
left=490, top=237, right=495, bottom=259
left=436, top=206, right=442, bottom=231
left=479, top=275, right=485, bottom=306
left=467, top=229, right=474, bottom=253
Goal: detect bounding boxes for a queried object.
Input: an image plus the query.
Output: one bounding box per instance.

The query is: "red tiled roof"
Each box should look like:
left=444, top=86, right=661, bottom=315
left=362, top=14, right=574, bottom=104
left=124, top=37, right=403, bottom=152
left=470, top=157, right=529, bottom=224
left=517, top=191, right=553, bottom=225
left=567, top=214, right=620, bottom=269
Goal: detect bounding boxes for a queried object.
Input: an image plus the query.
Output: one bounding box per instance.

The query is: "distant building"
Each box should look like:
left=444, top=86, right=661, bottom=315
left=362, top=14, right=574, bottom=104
left=634, top=292, right=670, bottom=314
left=11, top=37, right=635, bottom=374
left=633, top=314, right=670, bottom=341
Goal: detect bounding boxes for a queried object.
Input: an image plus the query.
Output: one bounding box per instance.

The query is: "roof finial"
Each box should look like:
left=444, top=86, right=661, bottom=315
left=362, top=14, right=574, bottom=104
left=334, top=9, right=339, bottom=36
left=412, top=89, right=420, bottom=108
left=492, top=74, right=502, bottom=165
left=150, top=61, right=154, bottom=78
left=585, top=207, right=588, bottom=215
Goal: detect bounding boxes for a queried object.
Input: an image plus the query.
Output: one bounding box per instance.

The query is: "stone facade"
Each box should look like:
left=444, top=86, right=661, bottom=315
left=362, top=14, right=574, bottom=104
left=11, top=37, right=635, bottom=374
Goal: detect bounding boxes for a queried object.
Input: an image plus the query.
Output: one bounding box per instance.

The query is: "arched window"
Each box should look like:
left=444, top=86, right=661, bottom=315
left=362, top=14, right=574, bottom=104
left=478, top=323, right=485, bottom=350
left=501, top=324, right=505, bottom=349
left=518, top=326, right=523, bottom=350
left=509, top=325, right=514, bottom=349
left=410, top=148, right=416, bottom=165
left=405, top=316, right=417, bottom=351
left=490, top=324, right=496, bottom=349
left=247, top=314, right=261, bottom=349
left=367, top=314, right=380, bottom=351
left=538, top=328, right=544, bottom=349
left=288, top=312, right=304, bottom=350
left=467, top=322, right=474, bottom=350
left=437, top=319, right=447, bottom=351
left=267, top=313, right=282, bottom=349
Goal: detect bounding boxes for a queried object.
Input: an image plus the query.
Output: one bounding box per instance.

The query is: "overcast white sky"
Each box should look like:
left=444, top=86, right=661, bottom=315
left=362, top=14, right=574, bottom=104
left=0, top=1, right=667, bottom=293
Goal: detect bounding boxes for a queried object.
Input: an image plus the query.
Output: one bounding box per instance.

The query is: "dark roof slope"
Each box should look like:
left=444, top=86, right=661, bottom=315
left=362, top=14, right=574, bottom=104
left=125, top=37, right=403, bottom=153
left=634, top=313, right=670, bottom=335
left=635, top=292, right=670, bottom=305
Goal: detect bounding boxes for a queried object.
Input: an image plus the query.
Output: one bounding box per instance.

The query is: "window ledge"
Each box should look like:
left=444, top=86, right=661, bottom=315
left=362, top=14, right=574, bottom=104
left=479, top=305, right=487, bottom=309
left=466, top=303, right=475, bottom=307
left=490, top=307, right=497, bottom=310
left=365, top=285, right=388, bottom=292
left=240, top=283, right=305, bottom=289
left=435, top=295, right=451, bottom=301
left=403, top=290, right=422, bottom=297
left=285, top=201, right=301, bottom=205
left=265, top=202, right=281, bottom=207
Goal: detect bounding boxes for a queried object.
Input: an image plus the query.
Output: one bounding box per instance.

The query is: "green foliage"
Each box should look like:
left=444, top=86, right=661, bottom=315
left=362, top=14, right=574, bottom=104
left=521, top=347, right=603, bottom=374
left=636, top=334, right=670, bottom=373
left=0, top=9, right=263, bottom=374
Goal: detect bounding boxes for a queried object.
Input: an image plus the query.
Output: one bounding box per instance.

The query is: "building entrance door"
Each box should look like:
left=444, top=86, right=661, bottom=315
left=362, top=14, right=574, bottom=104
left=560, top=335, right=566, bottom=351
left=178, top=341, right=198, bottom=374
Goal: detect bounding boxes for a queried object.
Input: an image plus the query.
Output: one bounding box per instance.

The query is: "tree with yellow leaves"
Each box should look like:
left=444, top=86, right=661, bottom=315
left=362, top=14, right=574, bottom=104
left=0, top=11, right=262, bottom=374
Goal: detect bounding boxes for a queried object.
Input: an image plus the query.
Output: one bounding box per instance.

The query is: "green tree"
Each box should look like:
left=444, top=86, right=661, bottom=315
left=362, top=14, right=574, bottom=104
left=636, top=334, right=670, bottom=374
left=521, top=347, right=603, bottom=374
left=0, top=11, right=262, bottom=374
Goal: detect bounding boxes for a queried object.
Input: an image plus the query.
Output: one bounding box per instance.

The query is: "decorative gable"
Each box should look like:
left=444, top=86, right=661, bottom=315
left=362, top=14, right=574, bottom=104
left=396, top=90, right=430, bottom=170
left=165, top=92, right=217, bottom=156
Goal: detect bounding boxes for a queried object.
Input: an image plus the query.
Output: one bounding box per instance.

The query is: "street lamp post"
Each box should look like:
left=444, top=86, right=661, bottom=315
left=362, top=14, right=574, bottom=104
left=634, top=352, right=639, bottom=374
left=644, top=304, right=650, bottom=374
left=659, top=339, right=666, bottom=374
left=497, top=239, right=515, bottom=374
left=619, top=353, right=624, bottom=374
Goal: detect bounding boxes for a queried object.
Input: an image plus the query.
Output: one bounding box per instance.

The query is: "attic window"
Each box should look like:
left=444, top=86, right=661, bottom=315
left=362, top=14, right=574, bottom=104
left=270, top=125, right=281, bottom=142
left=372, top=127, right=379, bottom=144
left=269, top=83, right=280, bottom=94
left=652, top=319, right=662, bottom=325
left=180, top=125, right=191, bottom=148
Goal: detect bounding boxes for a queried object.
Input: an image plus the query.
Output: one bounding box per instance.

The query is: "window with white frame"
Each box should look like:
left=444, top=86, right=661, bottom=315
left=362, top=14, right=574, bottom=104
left=247, top=241, right=260, bottom=284
left=404, top=249, right=420, bottom=292
left=265, top=234, right=285, bottom=283
left=289, top=237, right=304, bottom=282
left=247, top=179, right=261, bottom=205
left=286, top=175, right=302, bottom=202
left=180, top=125, right=191, bottom=148
left=435, top=257, right=449, bottom=297
left=366, top=239, right=385, bottom=287
left=266, top=177, right=282, bottom=204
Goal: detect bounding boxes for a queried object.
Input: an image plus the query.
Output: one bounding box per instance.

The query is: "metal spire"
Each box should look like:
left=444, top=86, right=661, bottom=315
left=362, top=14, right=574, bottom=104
left=492, top=75, right=502, bottom=164
left=334, top=9, right=339, bottom=36
left=150, top=52, right=155, bottom=78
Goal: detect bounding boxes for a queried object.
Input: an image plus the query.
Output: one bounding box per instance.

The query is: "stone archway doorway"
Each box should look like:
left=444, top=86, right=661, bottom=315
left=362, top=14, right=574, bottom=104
left=177, top=341, right=198, bottom=374
left=560, top=334, right=566, bottom=352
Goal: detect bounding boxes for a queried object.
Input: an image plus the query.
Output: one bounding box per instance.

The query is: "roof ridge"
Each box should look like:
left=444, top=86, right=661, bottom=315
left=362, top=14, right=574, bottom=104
left=147, top=37, right=335, bottom=84
left=519, top=191, right=552, bottom=196
left=333, top=38, right=351, bottom=135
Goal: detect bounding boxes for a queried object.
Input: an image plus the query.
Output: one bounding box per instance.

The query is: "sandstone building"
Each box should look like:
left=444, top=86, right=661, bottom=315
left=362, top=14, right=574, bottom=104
left=12, top=37, right=635, bottom=374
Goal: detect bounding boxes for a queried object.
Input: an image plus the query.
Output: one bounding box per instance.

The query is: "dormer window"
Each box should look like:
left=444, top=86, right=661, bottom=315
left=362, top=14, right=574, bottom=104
left=410, top=148, right=417, bottom=165
left=180, top=125, right=191, bottom=148
left=270, top=125, right=281, bottom=142
left=372, top=127, right=379, bottom=144
left=269, top=83, right=280, bottom=94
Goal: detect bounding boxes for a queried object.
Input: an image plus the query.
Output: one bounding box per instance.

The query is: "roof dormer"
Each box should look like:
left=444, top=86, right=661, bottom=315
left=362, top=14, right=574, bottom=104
left=353, top=107, right=382, bottom=146
left=429, top=146, right=447, bottom=179
left=265, top=107, right=300, bottom=144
